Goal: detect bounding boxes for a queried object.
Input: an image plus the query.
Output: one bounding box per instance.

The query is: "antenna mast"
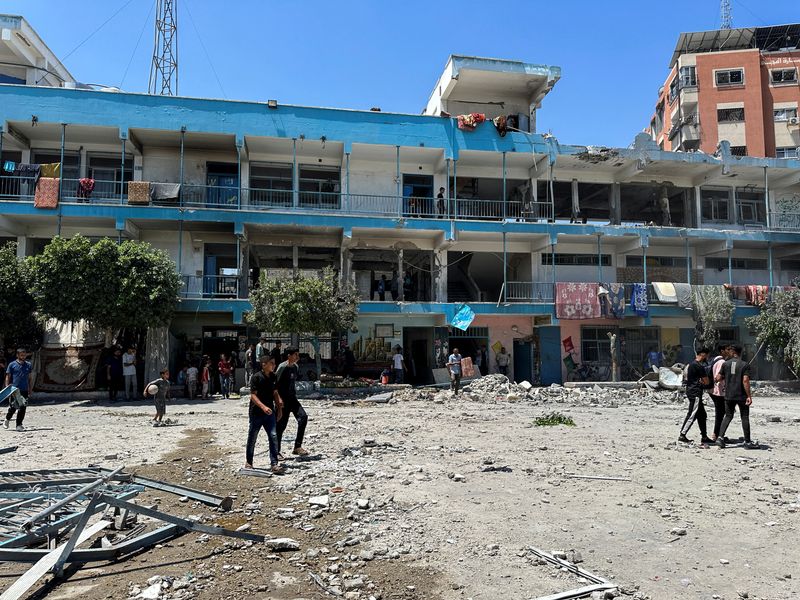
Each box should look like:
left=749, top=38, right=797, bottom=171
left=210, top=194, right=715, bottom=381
left=149, top=0, right=178, bottom=95
left=720, top=0, right=733, bottom=29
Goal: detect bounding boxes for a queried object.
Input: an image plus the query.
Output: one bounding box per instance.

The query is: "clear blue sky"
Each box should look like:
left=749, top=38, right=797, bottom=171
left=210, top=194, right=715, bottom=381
left=5, top=0, right=798, bottom=147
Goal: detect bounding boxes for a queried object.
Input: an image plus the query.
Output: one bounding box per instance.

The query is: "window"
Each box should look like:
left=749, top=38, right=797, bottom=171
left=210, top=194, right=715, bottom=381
left=715, top=69, right=743, bottom=86
left=669, top=78, right=679, bottom=102
left=542, top=254, right=611, bottom=266
left=774, top=108, right=798, bottom=122
left=250, top=163, right=293, bottom=190
left=730, top=146, right=747, bottom=157
left=581, top=327, right=618, bottom=364
left=626, top=256, right=689, bottom=268
left=701, top=187, right=730, bottom=222
left=781, top=260, right=800, bottom=270
left=736, top=188, right=766, bottom=224
left=771, top=68, right=797, bottom=84
left=776, top=147, right=799, bottom=159
left=706, top=257, right=768, bottom=270
left=717, top=107, right=745, bottom=122
left=679, top=66, right=697, bottom=87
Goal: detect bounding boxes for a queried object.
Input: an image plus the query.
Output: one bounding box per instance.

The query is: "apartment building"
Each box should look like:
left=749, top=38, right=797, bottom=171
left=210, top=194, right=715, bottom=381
left=649, top=24, right=800, bottom=158
left=0, top=15, right=73, bottom=87
left=1, top=19, right=799, bottom=387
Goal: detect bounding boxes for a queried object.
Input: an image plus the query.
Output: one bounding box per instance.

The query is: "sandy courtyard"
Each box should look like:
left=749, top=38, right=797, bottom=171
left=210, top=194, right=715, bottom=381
left=1, top=387, right=799, bottom=600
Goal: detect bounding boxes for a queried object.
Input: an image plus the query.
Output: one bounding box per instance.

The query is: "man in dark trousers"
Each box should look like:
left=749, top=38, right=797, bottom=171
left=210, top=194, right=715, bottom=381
left=105, top=347, right=125, bottom=403
left=4, top=348, right=32, bottom=431
left=476, top=344, right=489, bottom=377
left=275, top=347, right=309, bottom=459
left=715, top=345, right=758, bottom=449
left=678, top=347, right=714, bottom=444
left=709, top=344, right=730, bottom=441
left=245, top=356, right=284, bottom=474
left=270, top=341, right=284, bottom=366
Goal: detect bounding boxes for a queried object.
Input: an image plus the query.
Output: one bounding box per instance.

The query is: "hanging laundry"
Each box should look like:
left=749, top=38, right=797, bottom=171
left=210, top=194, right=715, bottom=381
left=630, top=283, right=649, bottom=317
left=127, top=181, right=151, bottom=205
left=77, top=178, right=95, bottom=199
left=34, top=177, right=59, bottom=208
left=2, top=160, right=15, bottom=172
left=14, top=163, right=41, bottom=182
left=745, top=285, right=769, bottom=307
left=39, top=163, right=61, bottom=178
left=674, top=283, right=692, bottom=309
left=555, top=282, right=601, bottom=320
left=456, top=113, right=486, bottom=131
left=149, top=182, right=181, bottom=202
left=492, top=115, right=508, bottom=137
left=599, top=282, right=626, bottom=318
left=652, top=282, right=677, bottom=303
left=506, top=114, right=519, bottom=131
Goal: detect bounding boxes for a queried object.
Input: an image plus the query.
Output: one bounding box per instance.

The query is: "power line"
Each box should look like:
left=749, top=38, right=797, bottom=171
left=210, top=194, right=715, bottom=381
left=183, top=0, right=227, bottom=99
left=120, top=0, right=156, bottom=89
left=62, top=0, right=137, bottom=62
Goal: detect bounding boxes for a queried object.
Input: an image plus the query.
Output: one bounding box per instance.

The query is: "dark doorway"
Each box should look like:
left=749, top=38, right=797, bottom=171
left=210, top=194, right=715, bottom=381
left=403, top=327, right=433, bottom=384
left=513, top=340, right=532, bottom=383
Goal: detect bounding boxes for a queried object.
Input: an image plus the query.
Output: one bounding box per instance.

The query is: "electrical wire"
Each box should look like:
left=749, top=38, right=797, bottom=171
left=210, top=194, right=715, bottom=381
left=183, top=0, right=228, bottom=99
left=119, top=0, right=156, bottom=89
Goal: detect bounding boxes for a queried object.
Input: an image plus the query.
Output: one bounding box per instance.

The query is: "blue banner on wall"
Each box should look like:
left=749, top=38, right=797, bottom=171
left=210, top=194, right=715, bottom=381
left=450, top=304, right=476, bottom=331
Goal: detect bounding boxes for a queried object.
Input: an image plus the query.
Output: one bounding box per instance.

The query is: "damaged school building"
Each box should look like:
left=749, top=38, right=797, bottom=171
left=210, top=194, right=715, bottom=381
left=1, top=14, right=800, bottom=387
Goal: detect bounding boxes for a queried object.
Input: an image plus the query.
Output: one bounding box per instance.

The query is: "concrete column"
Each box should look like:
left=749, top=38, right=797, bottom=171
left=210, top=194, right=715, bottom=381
left=240, top=147, right=250, bottom=208
left=292, top=245, right=299, bottom=275
left=15, top=236, right=27, bottom=259
left=571, top=179, right=579, bottom=220
left=239, top=240, right=249, bottom=299
left=79, top=147, right=88, bottom=178
left=292, top=139, right=299, bottom=208
left=693, top=186, right=703, bottom=228
left=610, top=183, right=621, bottom=225
left=133, top=155, right=143, bottom=181
left=433, top=248, right=448, bottom=302
left=397, top=249, right=404, bottom=301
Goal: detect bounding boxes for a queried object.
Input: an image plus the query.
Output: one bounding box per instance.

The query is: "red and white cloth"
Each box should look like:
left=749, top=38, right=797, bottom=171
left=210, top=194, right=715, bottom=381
left=555, top=282, right=601, bottom=320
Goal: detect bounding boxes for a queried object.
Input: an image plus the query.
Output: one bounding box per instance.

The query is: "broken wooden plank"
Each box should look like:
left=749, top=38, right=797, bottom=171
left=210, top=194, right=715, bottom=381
left=0, top=518, right=111, bottom=600
left=525, top=546, right=608, bottom=584
left=532, top=582, right=618, bottom=600
left=238, top=468, right=273, bottom=478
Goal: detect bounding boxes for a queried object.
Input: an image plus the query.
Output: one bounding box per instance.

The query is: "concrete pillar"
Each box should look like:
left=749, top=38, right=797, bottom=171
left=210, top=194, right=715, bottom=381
left=240, top=151, right=250, bottom=208
left=133, top=155, right=143, bottom=181
left=397, top=249, right=404, bottom=301
left=292, top=246, right=299, bottom=274
left=15, top=236, right=27, bottom=259
left=693, top=186, right=703, bottom=228
left=239, top=240, right=249, bottom=299
left=730, top=186, right=737, bottom=226
left=79, top=147, right=88, bottom=178
left=571, top=179, right=579, bottom=220
left=433, top=248, right=448, bottom=302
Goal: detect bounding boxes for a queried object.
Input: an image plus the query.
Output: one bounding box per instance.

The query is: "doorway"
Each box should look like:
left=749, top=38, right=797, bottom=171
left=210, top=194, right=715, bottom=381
left=513, top=340, right=532, bottom=383
left=403, top=327, right=433, bottom=384
left=206, top=162, right=239, bottom=207
left=403, top=174, right=434, bottom=216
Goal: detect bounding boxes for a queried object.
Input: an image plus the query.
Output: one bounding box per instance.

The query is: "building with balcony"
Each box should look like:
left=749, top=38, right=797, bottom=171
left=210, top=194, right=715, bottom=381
left=649, top=24, right=800, bottom=158
left=1, top=19, right=799, bottom=387
left=0, top=14, right=73, bottom=87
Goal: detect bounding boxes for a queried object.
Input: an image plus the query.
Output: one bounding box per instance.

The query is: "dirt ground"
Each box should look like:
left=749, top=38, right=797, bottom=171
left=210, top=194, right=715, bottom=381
left=1, top=387, right=799, bottom=600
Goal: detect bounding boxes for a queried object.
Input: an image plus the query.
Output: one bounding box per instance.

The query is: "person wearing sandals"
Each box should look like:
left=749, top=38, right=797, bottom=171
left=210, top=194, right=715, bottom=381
left=245, top=355, right=285, bottom=474
left=275, top=347, right=310, bottom=459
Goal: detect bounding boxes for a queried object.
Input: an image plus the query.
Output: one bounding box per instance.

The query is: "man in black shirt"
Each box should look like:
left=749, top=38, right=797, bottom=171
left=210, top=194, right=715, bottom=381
left=715, top=345, right=757, bottom=449
left=245, top=356, right=284, bottom=474
left=679, top=347, right=714, bottom=444
left=275, top=347, right=309, bottom=459
left=270, top=341, right=284, bottom=366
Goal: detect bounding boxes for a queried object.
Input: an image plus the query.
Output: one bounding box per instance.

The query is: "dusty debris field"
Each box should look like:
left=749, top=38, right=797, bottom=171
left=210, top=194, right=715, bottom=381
left=1, top=383, right=799, bottom=600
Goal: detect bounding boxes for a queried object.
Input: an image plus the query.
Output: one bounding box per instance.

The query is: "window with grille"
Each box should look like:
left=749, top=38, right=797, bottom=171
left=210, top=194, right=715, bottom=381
left=542, top=254, right=611, bottom=266
left=581, top=327, right=618, bottom=364
left=715, top=69, right=743, bottom=86
left=730, top=146, right=747, bottom=157
left=626, top=256, right=690, bottom=268
left=771, top=68, right=797, bottom=84
left=701, top=187, right=730, bottom=222
left=774, top=108, right=798, bottom=122
left=718, top=107, right=745, bottom=122
left=705, top=257, right=767, bottom=270
left=776, top=147, right=799, bottom=159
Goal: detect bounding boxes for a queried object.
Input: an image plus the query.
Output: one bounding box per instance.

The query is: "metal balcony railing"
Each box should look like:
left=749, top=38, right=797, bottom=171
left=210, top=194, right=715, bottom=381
left=505, top=282, right=555, bottom=302
left=61, top=179, right=127, bottom=203
left=0, top=175, right=37, bottom=200
left=181, top=275, right=240, bottom=299
left=770, top=212, right=800, bottom=230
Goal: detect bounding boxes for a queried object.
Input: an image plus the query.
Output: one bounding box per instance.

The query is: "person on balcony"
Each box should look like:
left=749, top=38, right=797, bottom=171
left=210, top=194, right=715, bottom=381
left=436, top=187, right=446, bottom=218
left=378, top=275, right=387, bottom=301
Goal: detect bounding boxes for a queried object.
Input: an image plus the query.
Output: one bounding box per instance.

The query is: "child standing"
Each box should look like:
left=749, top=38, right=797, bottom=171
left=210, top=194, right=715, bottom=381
left=186, top=363, right=199, bottom=398
left=201, top=360, right=211, bottom=399
left=144, top=368, right=170, bottom=426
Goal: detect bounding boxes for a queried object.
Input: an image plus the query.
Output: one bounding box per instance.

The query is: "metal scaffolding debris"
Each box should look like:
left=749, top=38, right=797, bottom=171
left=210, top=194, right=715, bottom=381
left=0, top=466, right=297, bottom=600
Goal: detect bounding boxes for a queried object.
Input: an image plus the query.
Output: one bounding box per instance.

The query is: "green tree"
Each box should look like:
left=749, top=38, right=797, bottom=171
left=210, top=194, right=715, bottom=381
left=0, top=242, right=40, bottom=346
left=246, top=267, right=359, bottom=378
left=27, top=235, right=182, bottom=332
left=746, top=287, right=800, bottom=377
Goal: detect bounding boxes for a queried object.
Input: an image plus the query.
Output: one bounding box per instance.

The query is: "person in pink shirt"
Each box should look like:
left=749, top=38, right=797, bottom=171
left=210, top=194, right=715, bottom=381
left=709, top=344, right=731, bottom=442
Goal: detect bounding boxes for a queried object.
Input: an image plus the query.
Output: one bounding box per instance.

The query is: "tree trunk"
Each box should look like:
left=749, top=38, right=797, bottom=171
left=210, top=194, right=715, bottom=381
left=313, top=336, right=322, bottom=381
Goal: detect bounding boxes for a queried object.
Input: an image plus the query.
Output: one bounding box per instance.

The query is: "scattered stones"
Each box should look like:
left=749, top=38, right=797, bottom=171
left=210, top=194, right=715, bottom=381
left=309, top=495, right=330, bottom=508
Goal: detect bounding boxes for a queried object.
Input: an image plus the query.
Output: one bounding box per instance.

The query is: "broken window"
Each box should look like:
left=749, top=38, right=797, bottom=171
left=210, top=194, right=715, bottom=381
left=776, top=147, right=799, bottom=159
left=701, top=187, right=730, bottom=222
left=736, top=187, right=766, bottom=224
left=717, top=107, right=745, bottom=123
left=771, top=68, right=797, bottom=84
left=581, top=327, right=618, bottom=364
left=715, top=69, right=743, bottom=86
left=620, top=183, right=690, bottom=227
left=774, top=108, right=798, bottom=122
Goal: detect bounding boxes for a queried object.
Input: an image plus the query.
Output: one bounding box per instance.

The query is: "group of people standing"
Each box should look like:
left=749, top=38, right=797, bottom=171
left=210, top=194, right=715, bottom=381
left=679, top=343, right=758, bottom=449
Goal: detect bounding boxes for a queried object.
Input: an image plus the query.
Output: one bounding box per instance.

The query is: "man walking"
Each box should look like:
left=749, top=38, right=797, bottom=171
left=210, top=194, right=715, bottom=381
left=709, top=344, right=730, bottom=441
left=4, top=348, right=32, bottom=431
left=218, top=354, right=233, bottom=399
left=715, top=345, right=758, bottom=449
left=447, top=346, right=463, bottom=395
left=275, top=347, right=310, bottom=458
left=106, top=348, right=124, bottom=403
left=678, top=347, right=714, bottom=444
left=270, top=341, right=284, bottom=366
left=245, top=356, right=284, bottom=474
left=392, top=346, right=407, bottom=384
left=123, top=346, right=137, bottom=400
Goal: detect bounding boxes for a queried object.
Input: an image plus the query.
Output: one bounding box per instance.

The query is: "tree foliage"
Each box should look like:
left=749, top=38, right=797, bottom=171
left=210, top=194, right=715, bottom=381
left=0, top=242, right=40, bottom=344
left=746, top=288, right=800, bottom=376
left=27, top=235, right=182, bottom=331
left=246, top=267, right=359, bottom=374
